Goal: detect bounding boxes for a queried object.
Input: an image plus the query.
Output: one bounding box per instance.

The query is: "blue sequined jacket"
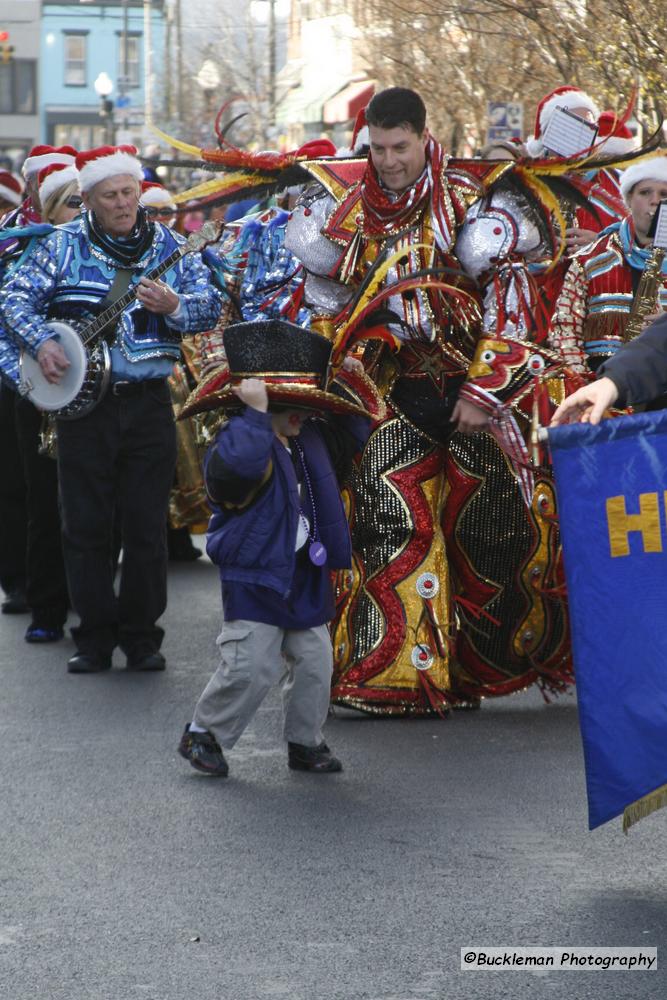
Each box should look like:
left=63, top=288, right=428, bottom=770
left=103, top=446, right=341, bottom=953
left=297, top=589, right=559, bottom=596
left=0, top=212, right=222, bottom=387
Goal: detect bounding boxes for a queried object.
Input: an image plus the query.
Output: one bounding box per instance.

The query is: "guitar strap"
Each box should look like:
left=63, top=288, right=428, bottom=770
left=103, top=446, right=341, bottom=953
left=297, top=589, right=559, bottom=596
left=96, top=267, right=134, bottom=342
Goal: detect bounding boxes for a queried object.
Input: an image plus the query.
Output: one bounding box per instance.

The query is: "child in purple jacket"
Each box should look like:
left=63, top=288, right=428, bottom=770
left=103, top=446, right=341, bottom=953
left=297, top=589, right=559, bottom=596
left=178, top=319, right=374, bottom=777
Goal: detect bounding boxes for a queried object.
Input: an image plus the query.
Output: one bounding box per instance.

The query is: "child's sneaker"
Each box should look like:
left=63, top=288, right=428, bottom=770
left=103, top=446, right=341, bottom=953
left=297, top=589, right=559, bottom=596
left=178, top=724, right=229, bottom=777
left=287, top=741, right=343, bottom=773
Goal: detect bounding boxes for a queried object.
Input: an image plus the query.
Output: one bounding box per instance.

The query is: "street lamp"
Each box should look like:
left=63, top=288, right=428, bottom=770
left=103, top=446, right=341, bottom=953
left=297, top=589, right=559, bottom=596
left=94, top=72, right=115, bottom=144
left=195, top=60, right=220, bottom=116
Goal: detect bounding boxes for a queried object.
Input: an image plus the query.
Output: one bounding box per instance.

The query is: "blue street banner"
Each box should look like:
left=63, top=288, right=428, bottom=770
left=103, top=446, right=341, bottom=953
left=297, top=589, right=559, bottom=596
left=549, top=410, right=667, bottom=831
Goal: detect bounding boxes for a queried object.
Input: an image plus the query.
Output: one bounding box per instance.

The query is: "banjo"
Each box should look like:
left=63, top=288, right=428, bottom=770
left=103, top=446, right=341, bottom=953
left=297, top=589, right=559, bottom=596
left=18, top=220, right=222, bottom=421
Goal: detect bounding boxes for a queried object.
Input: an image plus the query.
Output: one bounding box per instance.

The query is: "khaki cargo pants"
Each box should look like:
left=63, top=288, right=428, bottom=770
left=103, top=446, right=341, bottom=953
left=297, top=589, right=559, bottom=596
left=193, top=619, right=333, bottom=750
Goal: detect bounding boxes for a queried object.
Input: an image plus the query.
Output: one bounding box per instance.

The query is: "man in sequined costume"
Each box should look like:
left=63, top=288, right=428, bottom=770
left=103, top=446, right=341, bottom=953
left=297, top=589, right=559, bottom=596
left=283, top=87, right=570, bottom=715
left=0, top=144, right=223, bottom=674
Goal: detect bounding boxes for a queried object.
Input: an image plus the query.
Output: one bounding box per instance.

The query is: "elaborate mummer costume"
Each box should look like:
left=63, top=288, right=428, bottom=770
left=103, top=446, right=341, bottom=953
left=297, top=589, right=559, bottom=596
left=283, top=143, right=571, bottom=714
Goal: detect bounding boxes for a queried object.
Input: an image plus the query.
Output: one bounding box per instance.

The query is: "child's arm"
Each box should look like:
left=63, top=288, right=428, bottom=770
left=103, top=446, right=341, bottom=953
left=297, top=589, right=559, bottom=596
left=205, top=379, right=275, bottom=509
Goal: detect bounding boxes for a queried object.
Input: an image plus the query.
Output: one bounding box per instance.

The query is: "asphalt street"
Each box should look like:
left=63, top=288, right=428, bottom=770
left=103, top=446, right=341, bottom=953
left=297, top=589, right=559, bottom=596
left=1, top=553, right=665, bottom=1000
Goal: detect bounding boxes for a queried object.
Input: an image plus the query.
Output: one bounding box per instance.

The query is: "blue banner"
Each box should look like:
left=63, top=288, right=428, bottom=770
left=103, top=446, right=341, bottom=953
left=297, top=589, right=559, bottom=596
left=549, top=410, right=667, bottom=830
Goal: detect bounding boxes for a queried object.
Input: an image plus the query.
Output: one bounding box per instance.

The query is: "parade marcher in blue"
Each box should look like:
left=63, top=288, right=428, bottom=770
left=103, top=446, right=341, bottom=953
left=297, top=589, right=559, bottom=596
left=177, top=319, right=378, bottom=777
left=1, top=161, right=82, bottom=644
left=0, top=146, right=80, bottom=620
left=0, top=144, right=223, bottom=673
left=0, top=147, right=75, bottom=618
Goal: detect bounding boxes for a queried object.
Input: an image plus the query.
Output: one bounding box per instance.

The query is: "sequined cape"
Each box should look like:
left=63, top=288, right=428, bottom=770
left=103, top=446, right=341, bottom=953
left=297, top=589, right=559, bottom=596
left=0, top=213, right=222, bottom=385
left=191, top=207, right=311, bottom=370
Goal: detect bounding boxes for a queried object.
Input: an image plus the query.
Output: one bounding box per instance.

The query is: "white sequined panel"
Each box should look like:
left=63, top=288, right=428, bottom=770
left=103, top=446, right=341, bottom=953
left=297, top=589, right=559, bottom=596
left=456, top=188, right=542, bottom=280
left=285, top=188, right=343, bottom=276
left=303, top=272, right=354, bottom=313
left=481, top=264, right=532, bottom=338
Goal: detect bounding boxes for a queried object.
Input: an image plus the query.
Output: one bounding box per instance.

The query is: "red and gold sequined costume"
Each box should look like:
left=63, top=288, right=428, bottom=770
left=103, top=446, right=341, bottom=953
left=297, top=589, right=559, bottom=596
left=284, top=144, right=571, bottom=714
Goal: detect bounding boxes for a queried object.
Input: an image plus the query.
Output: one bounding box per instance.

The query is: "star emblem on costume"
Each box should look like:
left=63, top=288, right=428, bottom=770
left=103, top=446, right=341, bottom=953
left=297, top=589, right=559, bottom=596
left=400, top=344, right=452, bottom=397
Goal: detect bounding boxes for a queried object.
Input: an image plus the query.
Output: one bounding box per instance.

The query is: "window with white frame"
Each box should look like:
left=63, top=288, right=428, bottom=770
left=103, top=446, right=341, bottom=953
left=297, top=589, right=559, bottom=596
left=64, top=34, right=87, bottom=87
left=118, top=34, right=141, bottom=90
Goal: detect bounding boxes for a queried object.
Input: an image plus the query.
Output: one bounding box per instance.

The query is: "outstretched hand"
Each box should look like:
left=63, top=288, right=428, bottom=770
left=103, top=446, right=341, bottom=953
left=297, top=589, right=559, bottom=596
left=550, top=377, right=619, bottom=427
left=565, top=227, right=597, bottom=252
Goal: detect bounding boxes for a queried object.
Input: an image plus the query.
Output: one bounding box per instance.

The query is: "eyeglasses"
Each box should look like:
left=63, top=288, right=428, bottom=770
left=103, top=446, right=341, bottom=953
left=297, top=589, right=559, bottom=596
left=145, top=205, right=176, bottom=217
left=66, top=196, right=83, bottom=209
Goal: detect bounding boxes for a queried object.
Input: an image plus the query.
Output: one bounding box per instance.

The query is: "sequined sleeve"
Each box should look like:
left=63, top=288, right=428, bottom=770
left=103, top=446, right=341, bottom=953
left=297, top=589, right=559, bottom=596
left=0, top=230, right=63, bottom=358
left=454, top=191, right=563, bottom=409
left=546, top=259, right=589, bottom=373
left=164, top=249, right=223, bottom=335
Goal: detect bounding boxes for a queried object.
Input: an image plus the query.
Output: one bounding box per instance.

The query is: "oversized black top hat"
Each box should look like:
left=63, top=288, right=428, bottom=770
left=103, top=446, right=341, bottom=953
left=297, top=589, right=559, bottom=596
left=223, top=320, right=332, bottom=388
left=180, top=318, right=385, bottom=421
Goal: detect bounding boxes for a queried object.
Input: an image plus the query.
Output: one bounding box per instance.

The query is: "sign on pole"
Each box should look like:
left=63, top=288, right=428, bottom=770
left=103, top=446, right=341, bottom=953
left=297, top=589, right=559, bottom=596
left=487, top=101, right=523, bottom=144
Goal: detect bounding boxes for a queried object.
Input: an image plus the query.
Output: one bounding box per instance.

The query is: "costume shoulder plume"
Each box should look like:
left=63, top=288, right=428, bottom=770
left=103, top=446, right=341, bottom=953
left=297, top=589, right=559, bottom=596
left=468, top=108, right=663, bottom=265
left=150, top=121, right=364, bottom=210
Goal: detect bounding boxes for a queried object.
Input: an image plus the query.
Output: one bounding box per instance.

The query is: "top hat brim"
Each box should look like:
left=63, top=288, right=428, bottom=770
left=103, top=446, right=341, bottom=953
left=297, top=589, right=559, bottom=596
left=178, top=365, right=386, bottom=423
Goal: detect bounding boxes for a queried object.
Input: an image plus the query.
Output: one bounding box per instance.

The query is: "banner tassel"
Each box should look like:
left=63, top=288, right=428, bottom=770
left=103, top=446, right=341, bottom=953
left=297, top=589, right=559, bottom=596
left=623, top=782, right=667, bottom=833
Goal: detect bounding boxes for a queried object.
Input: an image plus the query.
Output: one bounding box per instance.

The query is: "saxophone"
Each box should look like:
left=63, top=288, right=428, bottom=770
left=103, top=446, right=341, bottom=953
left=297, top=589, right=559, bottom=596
left=624, top=242, right=666, bottom=342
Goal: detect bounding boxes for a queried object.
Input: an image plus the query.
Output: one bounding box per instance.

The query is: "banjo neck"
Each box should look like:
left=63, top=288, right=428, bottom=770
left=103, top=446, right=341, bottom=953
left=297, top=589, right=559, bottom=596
left=78, top=220, right=222, bottom=348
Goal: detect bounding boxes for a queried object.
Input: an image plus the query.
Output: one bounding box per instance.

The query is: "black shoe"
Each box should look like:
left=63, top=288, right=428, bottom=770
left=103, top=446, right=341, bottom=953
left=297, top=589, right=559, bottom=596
left=287, top=741, right=343, bottom=773
left=25, top=624, right=65, bottom=643
left=168, top=531, right=203, bottom=562
left=67, top=652, right=112, bottom=673
left=126, top=651, right=166, bottom=672
left=178, top=724, right=229, bottom=776
left=2, top=588, right=29, bottom=614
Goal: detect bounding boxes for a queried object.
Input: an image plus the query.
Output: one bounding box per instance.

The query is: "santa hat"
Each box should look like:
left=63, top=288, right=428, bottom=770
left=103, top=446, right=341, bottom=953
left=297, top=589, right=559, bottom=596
left=22, top=144, right=77, bottom=180
left=139, top=180, right=176, bottom=209
left=351, top=107, right=369, bottom=152
left=526, top=87, right=600, bottom=156
left=334, top=108, right=370, bottom=158
left=0, top=170, right=23, bottom=206
left=620, top=155, right=667, bottom=202
left=38, top=162, right=79, bottom=205
left=75, top=144, right=144, bottom=192
left=294, top=139, right=337, bottom=159
left=596, top=111, right=636, bottom=156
